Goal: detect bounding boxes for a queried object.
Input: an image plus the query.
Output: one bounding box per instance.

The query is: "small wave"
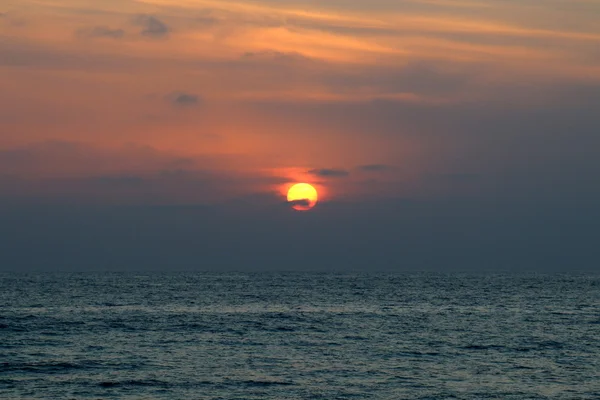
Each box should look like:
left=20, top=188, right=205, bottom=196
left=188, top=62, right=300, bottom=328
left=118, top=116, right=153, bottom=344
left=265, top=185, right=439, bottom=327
left=101, top=302, right=120, bottom=307
left=514, top=347, right=533, bottom=352
left=512, top=365, right=536, bottom=370
left=343, top=335, right=368, bottom=340
left=1, top=361, right=101, bottom=373
left=242, top=380, right=294, bottom=387
left=463, top=344, right=505, bottom=351
left=273, top=326, right=295, bottom=332
left=98, top=379, right=170, bottom=388
left=537, top=340, right=564, bottom=349
left=401, top=350, right=442, bottom=357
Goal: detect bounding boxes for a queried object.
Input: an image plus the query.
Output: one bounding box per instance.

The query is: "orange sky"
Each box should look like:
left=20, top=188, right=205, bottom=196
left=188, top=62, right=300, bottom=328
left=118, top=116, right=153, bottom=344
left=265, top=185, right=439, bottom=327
left=1, top=0, right=599, bottom=205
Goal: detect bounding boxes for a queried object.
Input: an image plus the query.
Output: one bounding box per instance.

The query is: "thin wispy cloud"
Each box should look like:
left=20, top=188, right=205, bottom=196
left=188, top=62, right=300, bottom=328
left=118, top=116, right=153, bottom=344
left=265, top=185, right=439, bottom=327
left=358, top=164, right=393, bottom=172
left=76, top=26, right=125, bottom=39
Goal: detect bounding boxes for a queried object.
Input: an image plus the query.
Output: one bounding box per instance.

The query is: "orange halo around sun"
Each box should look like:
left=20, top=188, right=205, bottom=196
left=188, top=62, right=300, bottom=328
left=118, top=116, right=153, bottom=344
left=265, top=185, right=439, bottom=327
left=287, top=183, right=318, bottom=211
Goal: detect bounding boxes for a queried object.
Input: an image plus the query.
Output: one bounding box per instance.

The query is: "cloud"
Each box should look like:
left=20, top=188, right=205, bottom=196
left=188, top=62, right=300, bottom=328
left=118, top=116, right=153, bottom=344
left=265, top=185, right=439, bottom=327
left=242, top=51, right=311, bottom=63
left=87, top=175, right=145, bottom=187
left=0, top=141, right=291, bottom=206
left=167, top=92, right=201, bottom=107
left=0, top=141, right=195, bottom=178
left=286, top=199, right=311, bottom=207
left=0, top=11, right=25, bottom=27
left=133, top=15, right=170, bottom=38
left=358, top=164, right=393, bottom=172
left=195, top=15, right=219, bottom=28
left=76, top=26, right=125, bottom=39
left=307, top=168, right=349, bottom=178
left=433, top=173, right=479, bottom=182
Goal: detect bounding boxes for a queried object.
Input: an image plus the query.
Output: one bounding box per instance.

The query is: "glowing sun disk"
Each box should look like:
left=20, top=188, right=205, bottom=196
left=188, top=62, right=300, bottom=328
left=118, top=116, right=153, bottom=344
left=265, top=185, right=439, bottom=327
left=287, top=183, right=318, bottom=211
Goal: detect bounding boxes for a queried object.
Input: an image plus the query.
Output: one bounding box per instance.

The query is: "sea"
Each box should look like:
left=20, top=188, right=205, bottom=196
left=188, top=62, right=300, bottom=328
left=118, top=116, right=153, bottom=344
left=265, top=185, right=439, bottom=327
left=1, top=272, right=599, bottom=399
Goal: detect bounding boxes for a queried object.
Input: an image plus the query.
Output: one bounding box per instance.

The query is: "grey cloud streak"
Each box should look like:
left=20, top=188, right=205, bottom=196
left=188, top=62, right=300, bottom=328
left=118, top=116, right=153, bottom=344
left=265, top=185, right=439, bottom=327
left=286, top=199, right=311, bottom=207
left=134, top=15, right=170, bottom=38
left=168, top=92, right=201, bottom=107
left=308, top=168, right=350, bottom=178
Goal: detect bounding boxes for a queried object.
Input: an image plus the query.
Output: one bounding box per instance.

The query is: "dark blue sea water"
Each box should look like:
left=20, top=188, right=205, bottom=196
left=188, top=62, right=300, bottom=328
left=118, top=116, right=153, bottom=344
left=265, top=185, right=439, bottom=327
left=1, top=273, right=599, bottom=399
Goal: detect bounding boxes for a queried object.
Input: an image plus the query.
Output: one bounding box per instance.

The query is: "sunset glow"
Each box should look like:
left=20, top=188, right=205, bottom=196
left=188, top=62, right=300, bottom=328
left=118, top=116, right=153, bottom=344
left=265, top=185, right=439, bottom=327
left=0, top=0, right=598, bottom=208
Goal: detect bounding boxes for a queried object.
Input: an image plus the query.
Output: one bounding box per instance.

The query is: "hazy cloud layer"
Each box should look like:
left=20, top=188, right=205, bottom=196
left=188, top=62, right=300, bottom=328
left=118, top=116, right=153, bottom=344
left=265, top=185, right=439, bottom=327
left=0, top=141, right=289, bottom=205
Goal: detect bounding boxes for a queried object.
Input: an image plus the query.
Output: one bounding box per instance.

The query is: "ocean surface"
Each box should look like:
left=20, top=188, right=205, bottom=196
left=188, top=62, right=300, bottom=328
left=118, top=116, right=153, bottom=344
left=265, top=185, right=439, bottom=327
left=1, top=272, right=599, bottom=399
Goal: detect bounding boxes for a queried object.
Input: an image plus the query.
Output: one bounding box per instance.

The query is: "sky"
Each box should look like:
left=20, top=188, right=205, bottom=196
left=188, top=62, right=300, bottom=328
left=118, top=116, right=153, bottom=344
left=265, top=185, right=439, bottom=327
left=1, top=0, right=599, bottom=271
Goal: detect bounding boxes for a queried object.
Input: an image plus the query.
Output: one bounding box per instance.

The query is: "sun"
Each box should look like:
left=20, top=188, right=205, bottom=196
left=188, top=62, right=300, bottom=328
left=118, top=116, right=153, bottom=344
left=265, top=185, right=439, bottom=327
left=287, top=183, right=318, bottom=211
